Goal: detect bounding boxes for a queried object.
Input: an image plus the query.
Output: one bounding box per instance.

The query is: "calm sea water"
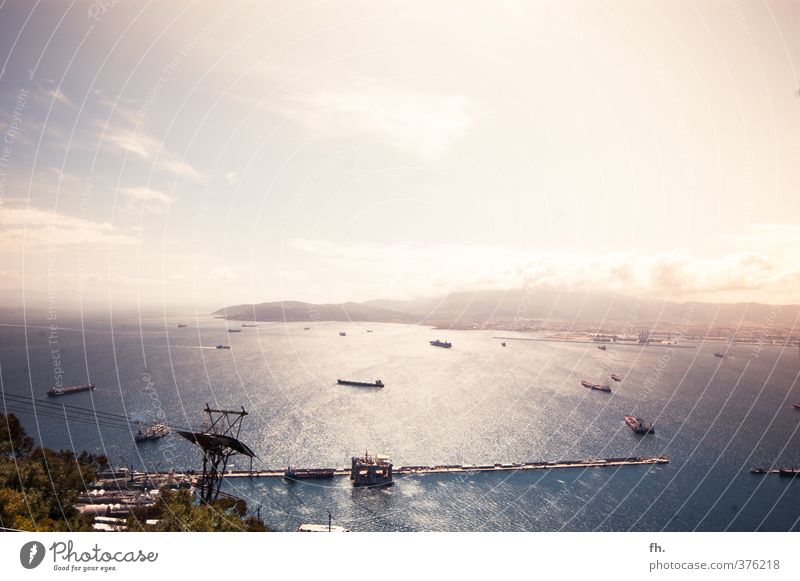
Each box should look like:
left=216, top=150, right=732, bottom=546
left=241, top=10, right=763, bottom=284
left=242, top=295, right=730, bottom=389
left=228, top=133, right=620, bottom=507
left=1, top=315, right=799, bottom=531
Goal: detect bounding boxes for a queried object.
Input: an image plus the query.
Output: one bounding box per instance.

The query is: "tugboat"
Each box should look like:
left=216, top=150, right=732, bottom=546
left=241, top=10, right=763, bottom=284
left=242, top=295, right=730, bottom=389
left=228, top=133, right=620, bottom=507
left=430, top=340, right=452, bottom=348
left=624, top=415, right=655, bottom=434
left=216, top=344, right=231, bottom=349
left=135, top=423, right=170, bottom=442
left=47, top=383, right=95, bottom=397
left=350, top=451, right=393, bottom=486
left=337, top=379, right=384, bottom=388
left=581, top=380, right=611, bottom=393
left=610, top=373, right=623, bottom=382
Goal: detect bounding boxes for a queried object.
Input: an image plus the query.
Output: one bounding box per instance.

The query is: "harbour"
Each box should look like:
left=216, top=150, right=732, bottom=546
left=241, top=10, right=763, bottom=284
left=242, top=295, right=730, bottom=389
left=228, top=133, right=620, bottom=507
left=3, top=317, right=800, bottom=531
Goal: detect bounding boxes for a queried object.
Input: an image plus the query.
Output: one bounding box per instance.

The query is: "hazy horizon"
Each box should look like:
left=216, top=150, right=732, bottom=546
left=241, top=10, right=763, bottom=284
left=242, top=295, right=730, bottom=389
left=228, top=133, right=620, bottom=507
left=2, top=0, right=799, bottom=311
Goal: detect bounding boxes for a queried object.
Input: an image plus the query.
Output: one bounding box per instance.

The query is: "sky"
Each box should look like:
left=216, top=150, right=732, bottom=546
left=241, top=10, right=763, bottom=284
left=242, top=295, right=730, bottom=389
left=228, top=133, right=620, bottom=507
left=1, top=0, right=799, bottom=311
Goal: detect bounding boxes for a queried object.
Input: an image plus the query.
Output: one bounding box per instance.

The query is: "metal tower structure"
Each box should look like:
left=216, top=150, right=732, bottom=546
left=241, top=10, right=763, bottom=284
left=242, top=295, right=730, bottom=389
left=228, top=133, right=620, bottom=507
left=178, top=404, right=256, bottom=504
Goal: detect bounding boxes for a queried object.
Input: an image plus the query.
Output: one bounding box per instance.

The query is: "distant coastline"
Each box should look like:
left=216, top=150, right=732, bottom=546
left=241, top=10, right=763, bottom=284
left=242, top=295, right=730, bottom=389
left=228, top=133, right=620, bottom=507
left=214, top=288, right=800, bottom=345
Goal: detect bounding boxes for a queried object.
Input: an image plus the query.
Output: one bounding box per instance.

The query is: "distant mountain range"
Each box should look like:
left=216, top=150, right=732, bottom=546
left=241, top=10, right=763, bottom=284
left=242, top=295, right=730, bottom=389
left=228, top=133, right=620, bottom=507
left=215, top=289, right=800, bottom=330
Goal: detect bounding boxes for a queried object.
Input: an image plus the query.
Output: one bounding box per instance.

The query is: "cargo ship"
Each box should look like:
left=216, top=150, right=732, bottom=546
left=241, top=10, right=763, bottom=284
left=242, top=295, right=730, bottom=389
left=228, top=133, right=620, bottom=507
left=624, top=415, right=655, bottom=434
left=610, top=373, right=623, bottom=382
left=135, top=423, right=170, bottom=442
left=47, top=383, right=95, bottom=397
left=792, top=403, right=800, bottom=410
left=430, top=340, right=452, bottom=348
left=337, top=379, right=384, bottom=388
left=285, top=467, right=336, bottom=480
left=581, top=380, right=611, bottom=393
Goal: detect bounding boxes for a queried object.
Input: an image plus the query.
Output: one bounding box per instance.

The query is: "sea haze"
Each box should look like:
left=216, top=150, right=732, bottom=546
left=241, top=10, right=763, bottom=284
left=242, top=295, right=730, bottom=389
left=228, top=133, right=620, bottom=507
left=1, top=315, right=799, bottom=531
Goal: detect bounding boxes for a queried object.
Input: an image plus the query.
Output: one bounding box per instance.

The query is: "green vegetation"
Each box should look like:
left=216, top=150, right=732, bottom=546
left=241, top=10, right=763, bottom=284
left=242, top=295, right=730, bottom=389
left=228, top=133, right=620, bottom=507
left=0, top=413, right=267, bottom=532
left=0, top=413, right=101, bottom=531
left=127, top=489, right=267, bottom=532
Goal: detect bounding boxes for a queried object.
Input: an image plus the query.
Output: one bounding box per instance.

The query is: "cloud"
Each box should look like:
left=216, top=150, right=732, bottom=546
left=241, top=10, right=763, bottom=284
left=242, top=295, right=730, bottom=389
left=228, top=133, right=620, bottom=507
left=120, top=187, right=173, bottom=214
left=295, top=85, right=475, bottom=161
left=159, top=159, right=206, bottom=182
left=0, top=206, right=139, bottom=248
left=288, top=236, right=800, bottom=304
left=103, top=126, right=163, bottom=159
left=48, top=88, right=74, bottom=108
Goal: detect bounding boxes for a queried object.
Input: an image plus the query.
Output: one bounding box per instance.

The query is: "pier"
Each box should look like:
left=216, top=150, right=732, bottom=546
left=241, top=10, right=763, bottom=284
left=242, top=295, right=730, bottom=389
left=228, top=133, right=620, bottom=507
left=224, top=455, right=669, bottom=478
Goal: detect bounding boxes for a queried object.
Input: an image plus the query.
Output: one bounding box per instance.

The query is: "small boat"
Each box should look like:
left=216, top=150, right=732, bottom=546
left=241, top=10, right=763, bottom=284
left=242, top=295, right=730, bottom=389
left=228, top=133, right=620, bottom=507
left=216, top=345, right=230, bottom=349
left=610, top=374, right=622, bottom=382
left=135, top=423, right=170, bottom=442
left=501, top=342, right=506, bottom=347
left=430, top=340, right=452, bottom=348
left=228, top=328, right=242, bottom=333
left=304, top=326, right=310, bottom=330
left=285, top=468, right=335, bottom=480
left=297, top=524, right=349, bottom=532
left=177, top=323, right=187, bottom=328
left=339, top=331, right=346, bottom=336
left=624, top=415, right=654, bottom=434
left=47, top=383, right=95, bottom=397
left=366, top=330, right=373, bottom=333
left=241, top=323, right=258, bottom=328
left=337, top=379, right=384, bottom=388
left=581, top=380, right=611, bottom=393
left=714, top=352, right=725, bottom=358
left=597, top=345, right=607, bottom=351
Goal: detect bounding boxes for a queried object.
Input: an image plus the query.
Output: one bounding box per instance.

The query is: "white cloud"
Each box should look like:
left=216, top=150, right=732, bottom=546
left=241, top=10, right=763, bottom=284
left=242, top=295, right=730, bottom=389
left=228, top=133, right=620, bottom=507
left=48, top=88, right=74, bottom=108
left=288, top=235, right=800, bottom=304
left=0, top=206, right=139, bottom=248
left=103, top=126, right=163, bottom=159
left=120, top=187, right=173, bottom=214
left=296, top=85, right=475, bottom=161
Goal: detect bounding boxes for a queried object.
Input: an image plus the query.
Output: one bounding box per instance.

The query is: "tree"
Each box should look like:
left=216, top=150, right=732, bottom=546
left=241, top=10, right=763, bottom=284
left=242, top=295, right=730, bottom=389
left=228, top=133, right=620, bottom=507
left=0, top=413, right=33, bottom=458
left=127, top=489, right=268, bottom=532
